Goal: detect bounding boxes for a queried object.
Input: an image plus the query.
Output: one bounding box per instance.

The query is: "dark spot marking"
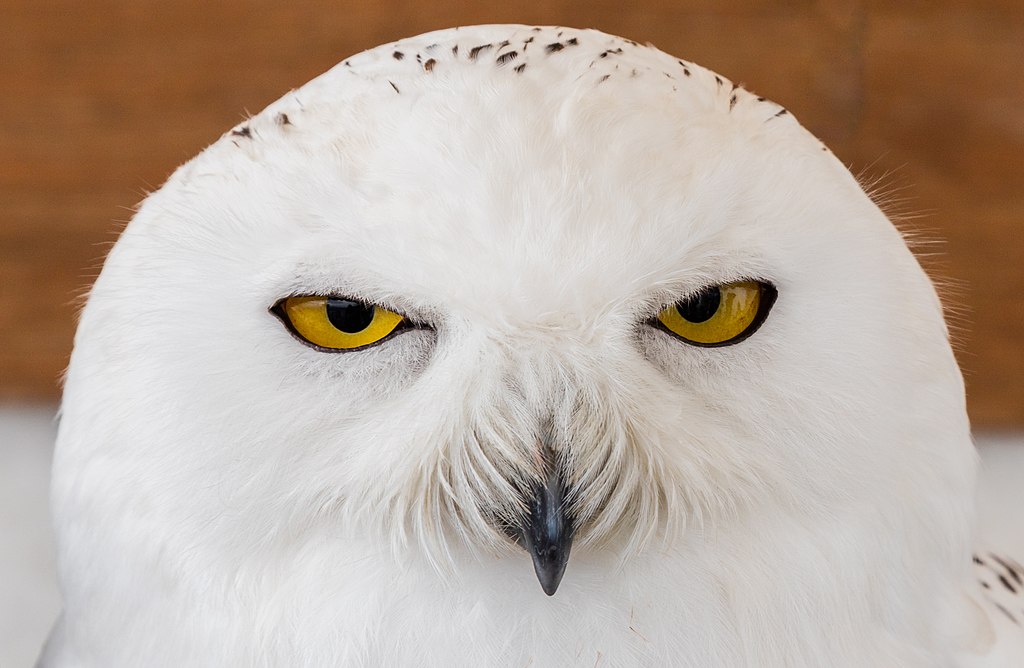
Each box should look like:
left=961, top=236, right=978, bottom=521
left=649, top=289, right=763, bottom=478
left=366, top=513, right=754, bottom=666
left=773, top=108, right=788, bottom=118
left=994, top=603, right=1018, bottom=624
left=469, top=44, right=492, bottom=60
left=546, top=42, right=564, bottom=53
left=756, top=96, right=766, bottom=102
left=416, top=54, right=422, bottom=63
left=822, top=147, right=828, bottom=151
left=664, top=71, right=673, bottom=78
left=393, top=51, right=404, bottom=60
left=729, top=94, right=737, bottom=110
left=991, top=554, right=1024, bottom=586
left=389, top=81, right=400, bottom=94
left=524, top=36, right=535, bottom=44
left=532, top=26, right=541, bottom=32
left=714, top=75, right=723, bottom=86
left=230, top=126, right=252, bottom=138
left=452, top=44, right=459, bottom=56
left=498, top=40, right=510, bottom=49
left=625, top=39, right=638, bottom=46
left=598, top=74, right=611, bottom=84
left=275, top=113, right=290, bottom=126
left=599, top=47, right=623, bottom=58
left=981, top=580, right=991, bottom=589
left=514, top=63, right=527, bottom=74
left=496, top=51, right=519, bottom=66
left=683, top=67, right=691, bottom=76
left=999, top=575, right=1018, bottom=594
left=566, top=37, right=579, bottom=46
left=426, top=43, right=438, bottom=51
left=630, top=68, right=639, bottom=78
left=423, top=58, right=436, bottom=72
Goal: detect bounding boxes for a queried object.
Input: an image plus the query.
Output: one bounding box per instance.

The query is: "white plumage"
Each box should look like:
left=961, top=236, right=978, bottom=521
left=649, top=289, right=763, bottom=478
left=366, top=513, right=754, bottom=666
left=41, top=25, right=1024, bottom=666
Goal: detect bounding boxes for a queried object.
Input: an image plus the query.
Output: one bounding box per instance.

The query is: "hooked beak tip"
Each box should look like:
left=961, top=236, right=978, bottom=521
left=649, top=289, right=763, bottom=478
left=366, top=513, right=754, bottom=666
left=519, top=470, right=575, bottom=596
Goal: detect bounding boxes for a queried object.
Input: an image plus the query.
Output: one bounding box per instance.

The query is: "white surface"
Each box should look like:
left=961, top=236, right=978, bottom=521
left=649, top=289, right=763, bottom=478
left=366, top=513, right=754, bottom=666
left=1, top=405, right=60, bottom=668
left=1, top=406, right=1021, bottom=667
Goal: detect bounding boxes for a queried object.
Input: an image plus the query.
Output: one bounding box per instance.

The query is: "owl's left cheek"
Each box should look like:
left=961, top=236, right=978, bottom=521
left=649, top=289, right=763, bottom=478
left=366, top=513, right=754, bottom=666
left=516, top=468, right=575, bottom=596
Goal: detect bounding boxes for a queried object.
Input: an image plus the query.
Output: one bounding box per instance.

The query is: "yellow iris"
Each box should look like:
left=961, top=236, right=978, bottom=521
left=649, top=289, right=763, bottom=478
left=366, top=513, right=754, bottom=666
left=277, top=296, right=405, bottom=351
left=656, top=281, right=770, bottom=346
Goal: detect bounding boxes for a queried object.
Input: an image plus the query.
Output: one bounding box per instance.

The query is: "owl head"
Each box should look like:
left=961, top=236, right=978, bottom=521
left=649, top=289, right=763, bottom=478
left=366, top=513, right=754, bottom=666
left=53, top=25, right=974, bottom=640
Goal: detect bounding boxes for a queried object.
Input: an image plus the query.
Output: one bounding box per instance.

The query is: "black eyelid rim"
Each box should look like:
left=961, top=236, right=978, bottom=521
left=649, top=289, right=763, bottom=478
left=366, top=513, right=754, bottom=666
left=650, top=280, right=778, bottom=348
left=269, top=295, right=427, bottom=354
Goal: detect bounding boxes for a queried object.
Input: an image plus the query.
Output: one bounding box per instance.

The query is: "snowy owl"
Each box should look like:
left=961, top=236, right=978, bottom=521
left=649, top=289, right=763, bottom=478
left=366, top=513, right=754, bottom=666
left=41, top=25, right=1024, bottom=667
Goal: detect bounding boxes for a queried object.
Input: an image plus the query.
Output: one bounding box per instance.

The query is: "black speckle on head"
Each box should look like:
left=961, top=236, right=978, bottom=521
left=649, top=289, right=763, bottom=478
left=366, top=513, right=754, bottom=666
left=630, top=68, right=639, bottom=78
left=343, top=60, right=351, bottom=67
left=416, top=53, right=422, bottom=63
left=546, top=42, right=564, bottom=54
left=524, top=36, right=535, bottom=44
left=426, top=43, right=438, bottom=51
left=999, top=575, right=1019, bottom=594
left=625, top=38, right=638, bottom=46
left=714, top=75, right=723, bottom=87
left=393, top=51, right=404, bottom=60
left=981, top=580, right=991, bottom=589
left=729, top=94, right=738, bottom=110
left=514, top=62, right=527, bottom=74
left=994, top=603, right=1018, bottom=624
left=990, top=554, right=1024, bottom=586
left=423, top=58, right=436, bottom=72
left=274, top=112, right=291, bottom=126
left=469, top=44, right=493, bottom=60
left=497, top=39, right=510, bottom=49
left=532, top=26, right=541, bottom=31
left=496, top=50, right=518, bottom=66
left=756, top=96, right=766, bottom=102
left=566, top=37, right=579, bottom=46
left=683, top=68, right=691, bottom=76
left=230, top=126, right=252, bottom=139
left=452, top=44, right=459, bottom=56
left=773, top=108, right=788, bottom=118
left=389, top=80, right=400, bottom=94
left=598, top=74, right=611, bottom=84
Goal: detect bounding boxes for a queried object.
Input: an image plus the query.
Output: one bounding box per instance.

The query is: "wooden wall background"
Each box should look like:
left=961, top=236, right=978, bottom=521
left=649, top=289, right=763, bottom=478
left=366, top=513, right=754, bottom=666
left=1, top=1, right=1022, bottom=426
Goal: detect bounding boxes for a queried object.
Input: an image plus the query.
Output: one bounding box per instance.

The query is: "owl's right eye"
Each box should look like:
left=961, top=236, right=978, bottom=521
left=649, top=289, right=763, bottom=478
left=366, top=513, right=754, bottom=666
left=272, top=296, right=408, bottom=351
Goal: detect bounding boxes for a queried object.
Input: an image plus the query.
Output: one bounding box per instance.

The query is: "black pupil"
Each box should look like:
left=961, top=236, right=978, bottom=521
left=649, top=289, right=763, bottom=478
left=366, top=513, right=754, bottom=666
left=325, top=298, right=376, bottom=333
left=675, top=286, right=722, bottom=323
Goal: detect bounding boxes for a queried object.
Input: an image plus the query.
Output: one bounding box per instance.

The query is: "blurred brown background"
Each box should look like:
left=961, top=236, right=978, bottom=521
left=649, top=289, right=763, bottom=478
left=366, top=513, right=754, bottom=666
left=0, top=1, right=1021, bottom=426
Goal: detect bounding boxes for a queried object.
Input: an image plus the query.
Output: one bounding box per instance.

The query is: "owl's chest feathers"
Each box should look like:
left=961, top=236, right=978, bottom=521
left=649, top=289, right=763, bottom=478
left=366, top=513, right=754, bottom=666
left=169, top=536, right=973, bottom=667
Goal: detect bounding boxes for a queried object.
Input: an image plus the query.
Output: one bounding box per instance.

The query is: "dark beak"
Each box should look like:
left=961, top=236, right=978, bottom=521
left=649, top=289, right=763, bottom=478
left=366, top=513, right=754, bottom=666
left=519, top=468, right=575, bottom=596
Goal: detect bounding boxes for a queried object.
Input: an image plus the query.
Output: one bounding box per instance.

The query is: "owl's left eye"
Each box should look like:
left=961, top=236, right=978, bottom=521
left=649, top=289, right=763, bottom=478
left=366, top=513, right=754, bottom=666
left=272, top=296, right=407, bottom=351
left=653, top=280, right=777, bottom=347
